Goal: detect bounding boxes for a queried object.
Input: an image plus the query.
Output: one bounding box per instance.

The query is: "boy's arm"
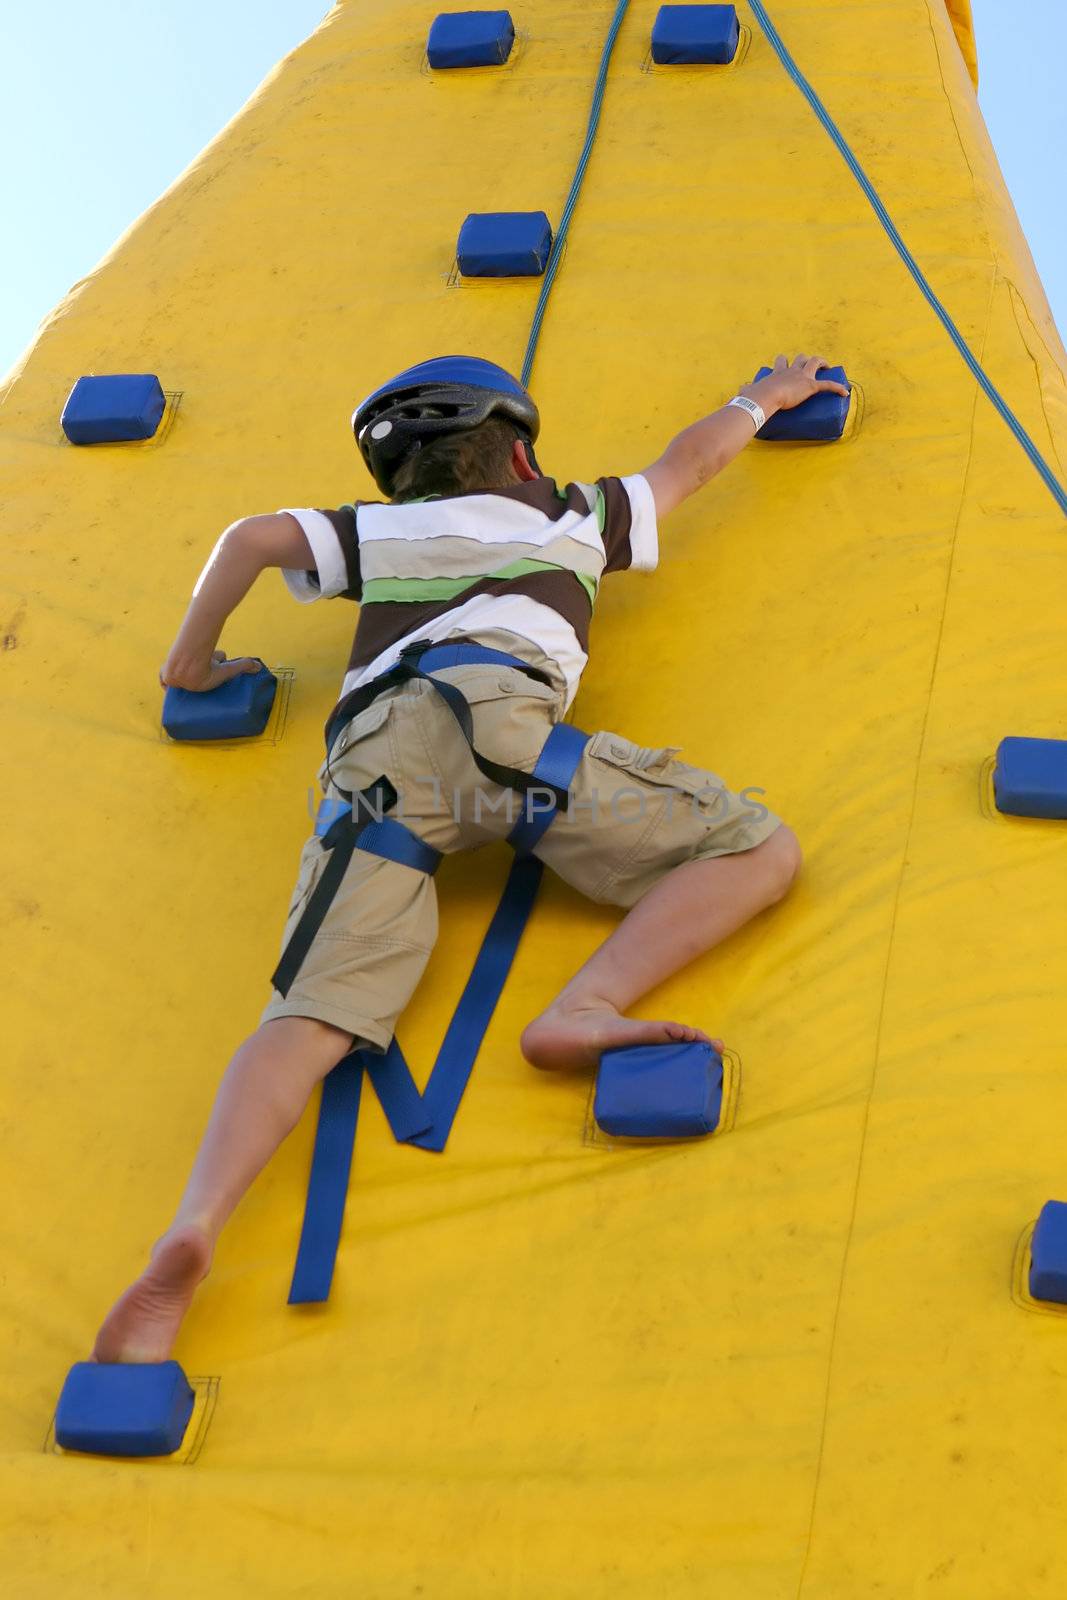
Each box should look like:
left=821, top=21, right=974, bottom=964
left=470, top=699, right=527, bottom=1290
left=159, top=512, right=313, bottom=691
left=640, top=353, right=851, bottom=519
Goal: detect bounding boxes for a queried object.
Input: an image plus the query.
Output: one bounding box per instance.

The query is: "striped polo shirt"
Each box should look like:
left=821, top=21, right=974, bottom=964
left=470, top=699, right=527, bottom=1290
left=278, top=472, right=658, bottom=712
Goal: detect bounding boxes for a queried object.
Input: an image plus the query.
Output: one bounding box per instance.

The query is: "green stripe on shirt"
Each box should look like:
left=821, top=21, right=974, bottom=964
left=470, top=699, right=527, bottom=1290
left=361, top=559, right=598, bottom=607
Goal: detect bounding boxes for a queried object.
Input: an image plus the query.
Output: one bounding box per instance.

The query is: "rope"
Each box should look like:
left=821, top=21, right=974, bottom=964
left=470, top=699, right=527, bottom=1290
left=745, top=0, right=1067, bottom=517
left=519, top=0, right=1065, bottom=516
left=520, top=0, right=631, bottom=386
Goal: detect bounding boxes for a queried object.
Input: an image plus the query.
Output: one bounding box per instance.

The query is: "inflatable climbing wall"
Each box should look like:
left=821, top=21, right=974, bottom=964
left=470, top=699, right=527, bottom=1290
left=4, top=0, right=1067, bottom=1592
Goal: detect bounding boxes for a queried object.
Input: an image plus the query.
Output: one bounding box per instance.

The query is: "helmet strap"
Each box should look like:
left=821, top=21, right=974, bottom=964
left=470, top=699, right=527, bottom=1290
left=520, top=434, right=543, bottom=477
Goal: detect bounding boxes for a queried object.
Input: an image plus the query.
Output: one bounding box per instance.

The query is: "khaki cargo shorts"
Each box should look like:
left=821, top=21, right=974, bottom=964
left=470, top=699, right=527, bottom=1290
left=259, top=660, right=782, bottom=1047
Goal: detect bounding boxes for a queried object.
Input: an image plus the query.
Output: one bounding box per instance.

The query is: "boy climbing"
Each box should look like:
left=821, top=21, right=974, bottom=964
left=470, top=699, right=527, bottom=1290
left=91, top=351, right=848, bottom=1365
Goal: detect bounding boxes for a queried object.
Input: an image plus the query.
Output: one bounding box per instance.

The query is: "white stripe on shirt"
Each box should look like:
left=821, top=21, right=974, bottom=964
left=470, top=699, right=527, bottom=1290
left=355, top=494, right=608, bottom=557
left=339, top=592, right=588, bottom=711
left=621, top=474, right=659, bottom=572
left=278, top=508, right=350, bottom=601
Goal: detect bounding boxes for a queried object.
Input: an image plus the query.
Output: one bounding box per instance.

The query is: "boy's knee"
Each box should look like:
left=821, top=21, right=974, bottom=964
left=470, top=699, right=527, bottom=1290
left=751, top=824, right=802, bottom=904
left=255, top=1014, right=356, bottom=1080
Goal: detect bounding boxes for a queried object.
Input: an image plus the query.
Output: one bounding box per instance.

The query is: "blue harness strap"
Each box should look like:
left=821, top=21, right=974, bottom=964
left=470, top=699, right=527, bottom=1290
left=402, top=851, right=545, bottom=1153
left=417, top=642, right=539, bottom=674
left=347, top=815, right=442, bottom=875
left=322, top=638, right=571, bottom=809
left=288, top=1054, right=364, bottom=1304
left=286, top=708, right=590, bottom=1304
left=369, top=721, right=590, bottom=1155
left=314, top=801, right=444, bottom=875
left=364, top=1039, right=435, bottom=1143
left=271, top=783, right=441, bottom=1001
left=506, top=722, right=590, bottom=853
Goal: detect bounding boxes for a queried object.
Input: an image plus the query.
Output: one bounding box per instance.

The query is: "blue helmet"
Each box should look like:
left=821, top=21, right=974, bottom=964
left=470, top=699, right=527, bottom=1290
left=351, top=355, right=540, bottom=495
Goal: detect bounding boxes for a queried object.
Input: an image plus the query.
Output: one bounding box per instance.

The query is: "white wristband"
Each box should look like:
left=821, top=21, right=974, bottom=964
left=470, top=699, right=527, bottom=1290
left=727, top=394, right=766, bottom=433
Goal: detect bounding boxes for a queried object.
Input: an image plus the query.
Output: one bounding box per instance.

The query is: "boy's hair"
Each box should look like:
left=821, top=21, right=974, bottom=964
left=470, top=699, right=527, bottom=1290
left=389, top=416, right=525, bottom=503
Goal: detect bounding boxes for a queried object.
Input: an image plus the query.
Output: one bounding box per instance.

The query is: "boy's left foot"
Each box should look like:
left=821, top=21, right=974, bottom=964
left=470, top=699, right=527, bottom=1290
left=521, top=998, right=722, bottom=1072
left=90, top=1223, right=213, bottom=1364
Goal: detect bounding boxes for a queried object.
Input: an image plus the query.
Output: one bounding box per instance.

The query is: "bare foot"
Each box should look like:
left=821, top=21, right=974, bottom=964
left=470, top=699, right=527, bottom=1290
left=521, top=997, right=722, bottom=1072
left=91, top=1223, right=214, bottom=1364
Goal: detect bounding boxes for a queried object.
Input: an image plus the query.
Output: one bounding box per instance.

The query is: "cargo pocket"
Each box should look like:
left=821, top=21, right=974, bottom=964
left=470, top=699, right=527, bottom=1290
left=577, top=730, right=751, bottom=893
left=318, top=694, right=398, bottom=796
left=588, top=730, right=776, bottom=870
left=587, top=731, right=736, bottom=819
left=434, top=665, right=564, bottom=772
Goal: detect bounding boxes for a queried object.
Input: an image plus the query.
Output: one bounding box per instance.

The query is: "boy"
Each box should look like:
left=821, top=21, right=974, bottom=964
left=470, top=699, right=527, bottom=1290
left=92, top=351, right=847, bottom=1364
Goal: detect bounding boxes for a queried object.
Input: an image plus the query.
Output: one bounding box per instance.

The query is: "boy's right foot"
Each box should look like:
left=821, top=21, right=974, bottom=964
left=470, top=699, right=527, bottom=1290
left=90, top=1222, right=213, bottom=1364
left=521, top=997, right=722, bottom=1072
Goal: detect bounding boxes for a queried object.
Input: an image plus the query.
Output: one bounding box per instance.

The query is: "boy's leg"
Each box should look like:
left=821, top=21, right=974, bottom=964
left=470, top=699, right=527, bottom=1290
left=521, top=728, right=801, bottom=1069
left=522, top=826, right=800, bottom=1069
left=92, top=711, right=444, bottom=1362
left=89, top=665, right=543, bottom=1364
left=92, top=1015, right=355, bottom=1363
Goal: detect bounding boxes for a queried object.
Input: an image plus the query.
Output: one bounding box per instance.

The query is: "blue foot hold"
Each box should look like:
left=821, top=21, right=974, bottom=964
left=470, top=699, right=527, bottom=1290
left=428, top=10, right=515, bottom=68
left=55, top=1360, right=195, bottom=1457
left=1030, top=1201, right=1067, bottom=1304
left=651, top=5, right=740, bottom=65
left=163, top=664, right=277, bottom=741
left=61, top=374, right=166, bottom=444
left=456, top=211, right=553, bottom=277
left=594, top=1040, right=723, bottom=1138
left=994, top=737, right=1067, bottom=819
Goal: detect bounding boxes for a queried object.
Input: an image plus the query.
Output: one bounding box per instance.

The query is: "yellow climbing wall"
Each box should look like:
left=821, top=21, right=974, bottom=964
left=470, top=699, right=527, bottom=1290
left=3, top=1, right=1067, bottom=1593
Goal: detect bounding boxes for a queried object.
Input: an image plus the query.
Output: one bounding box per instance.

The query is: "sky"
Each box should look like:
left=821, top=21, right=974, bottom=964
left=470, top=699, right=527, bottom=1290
left=1, top=1, right=1064, bottom=379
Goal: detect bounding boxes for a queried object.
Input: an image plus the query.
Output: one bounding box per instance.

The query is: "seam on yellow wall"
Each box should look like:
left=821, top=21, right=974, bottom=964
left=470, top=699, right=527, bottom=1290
left=943, top=0, right=979, bottom=88
left=1005, top=278, right=1067, bottom=478
left=793, top=260, right=998, bottom=1600
left=922, top=0, right=996, bottom=279
left=925, top=0, right=1067, bottom=499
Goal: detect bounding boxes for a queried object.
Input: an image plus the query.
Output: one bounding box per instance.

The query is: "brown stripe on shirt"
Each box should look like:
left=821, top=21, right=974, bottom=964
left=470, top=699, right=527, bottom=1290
left=345, top=567, right=592, bottom=674
left=318, top=506, right=362, bottom=596
left=440, top=476, right=580, bottom=522
left=598, top=476, right=635, bottom=572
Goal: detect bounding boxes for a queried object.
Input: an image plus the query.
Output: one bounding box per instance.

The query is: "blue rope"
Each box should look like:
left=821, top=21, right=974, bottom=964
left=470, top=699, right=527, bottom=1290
left=746, top=0, right=1067, bottom=517
left=520, top=0, right=631, bottom=386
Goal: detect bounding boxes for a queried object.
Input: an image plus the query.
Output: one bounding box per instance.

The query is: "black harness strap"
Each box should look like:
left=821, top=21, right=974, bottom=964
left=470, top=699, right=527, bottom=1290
left=273, top=641, right=569, bottom=1005
left=323, top=639, right=570, bottom=811
left=270, top=778, right=396, bottom=998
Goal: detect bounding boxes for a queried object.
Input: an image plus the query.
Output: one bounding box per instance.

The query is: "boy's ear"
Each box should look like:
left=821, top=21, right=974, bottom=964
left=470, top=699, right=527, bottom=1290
left=512, top=438, right=540, bottom=482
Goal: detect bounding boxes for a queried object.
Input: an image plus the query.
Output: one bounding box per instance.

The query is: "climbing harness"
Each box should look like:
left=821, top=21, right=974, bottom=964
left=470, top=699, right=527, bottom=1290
left=274, top=639, right=590, bottom=1303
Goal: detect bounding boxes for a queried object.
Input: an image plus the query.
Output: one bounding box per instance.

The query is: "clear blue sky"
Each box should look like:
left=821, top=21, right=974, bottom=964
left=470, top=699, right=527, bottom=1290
left=1, top=1, right=1064, bottom=379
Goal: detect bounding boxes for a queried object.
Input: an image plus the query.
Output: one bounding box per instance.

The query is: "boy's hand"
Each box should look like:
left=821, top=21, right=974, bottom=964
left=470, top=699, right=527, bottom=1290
left=159, top=648, right=263, bottom=693
left=742, top=353, right=850, bottom=415
left=641, top=352, right=851, bottom=517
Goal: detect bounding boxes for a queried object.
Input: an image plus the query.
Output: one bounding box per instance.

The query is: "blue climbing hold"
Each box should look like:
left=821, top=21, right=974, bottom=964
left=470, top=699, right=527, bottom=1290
left=751, top=364, right=851, bottom=441
left=61, top=374, right=166, bottom=445
left=428, top=10, right=515, bottom=68
left=594, top=1040, right=724, bottom=1138
left=457, top=211, right=553, bottom=277
left=55, top=1360, right=195, bottom=1457
left=994, top=737, right=1067, bottom=819
left=1030, top=1201, right=1067, bottom=1304
left=163, top=664, right=277, bottom=741
left=651, top=5, right=740, bottom=65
